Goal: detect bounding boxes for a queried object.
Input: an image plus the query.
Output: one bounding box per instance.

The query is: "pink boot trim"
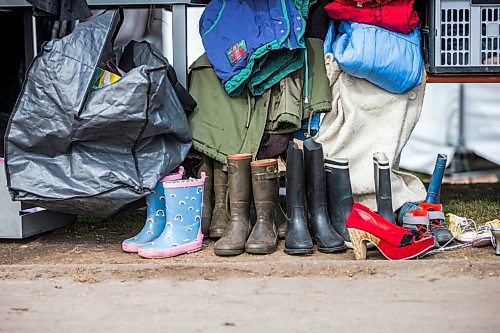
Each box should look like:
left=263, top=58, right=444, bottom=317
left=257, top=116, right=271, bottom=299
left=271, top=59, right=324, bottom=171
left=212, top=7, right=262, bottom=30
left=138, top=232, right=203, bottom=259
left=160, top=166, right=185, bottom=182
left=122, top=242, right=145, bottom=253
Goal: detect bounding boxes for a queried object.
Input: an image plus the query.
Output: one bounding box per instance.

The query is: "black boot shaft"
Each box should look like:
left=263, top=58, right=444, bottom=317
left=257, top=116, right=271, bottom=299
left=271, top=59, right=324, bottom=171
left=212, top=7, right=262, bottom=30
left=284, top=141, right=313, bottom=255
left=303, top=139, right=346, bottom=253
left=373, top=152, right=394, bottom=223
left=286, top=142, right=306, bottom=218
left=303, top=139, right=328, bottom=212
left=325, top=158, right=353, bottom=243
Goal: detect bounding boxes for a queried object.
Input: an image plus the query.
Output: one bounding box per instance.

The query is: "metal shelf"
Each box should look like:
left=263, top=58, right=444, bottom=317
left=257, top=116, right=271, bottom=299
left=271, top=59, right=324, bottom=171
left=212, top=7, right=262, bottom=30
left=0, top=0, right=208, bottom=7
left=0, top=0, right=209, bottom=87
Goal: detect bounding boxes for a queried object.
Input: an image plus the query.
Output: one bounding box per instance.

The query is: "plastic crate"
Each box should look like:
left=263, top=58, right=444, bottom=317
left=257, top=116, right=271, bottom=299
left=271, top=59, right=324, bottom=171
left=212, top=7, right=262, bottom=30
left=428, top=0, right=500, bottom=74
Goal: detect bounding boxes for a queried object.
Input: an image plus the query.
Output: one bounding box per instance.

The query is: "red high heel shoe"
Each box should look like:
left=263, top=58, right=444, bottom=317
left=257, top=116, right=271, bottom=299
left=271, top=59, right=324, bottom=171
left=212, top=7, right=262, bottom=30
left=346, top=203, right=435, bottom=260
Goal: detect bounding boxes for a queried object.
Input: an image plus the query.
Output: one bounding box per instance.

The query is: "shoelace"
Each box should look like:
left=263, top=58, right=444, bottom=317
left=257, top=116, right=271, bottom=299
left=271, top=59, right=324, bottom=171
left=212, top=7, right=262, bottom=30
left=419, top=219, right=498, bottom=258
left=418, top=226, right=468, bottom=258
left=477, top=223, right=497, bottom=247
left=472, top=223, right=498, bottom=247
left=415, top=224, right=431, bottom=240
left=453, top=218, right=480, bottom=242
left=430, top=219, right=445, bottom=229
left=460, top=218, right=478, bottom=234
left=418, top=242, right=472, bottom=258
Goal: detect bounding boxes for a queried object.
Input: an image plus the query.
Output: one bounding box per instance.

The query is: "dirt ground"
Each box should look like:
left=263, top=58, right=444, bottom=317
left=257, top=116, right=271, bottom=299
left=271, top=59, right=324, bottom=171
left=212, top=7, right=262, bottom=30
left=2, top=232, right=500, bottom=332
left=1, top=182, right=499, bottom=331
left=0, top=222, right=498, bottom=266
left=1, top=233, right=499, bottom=332
left=0, top=208, right=499, bottom=281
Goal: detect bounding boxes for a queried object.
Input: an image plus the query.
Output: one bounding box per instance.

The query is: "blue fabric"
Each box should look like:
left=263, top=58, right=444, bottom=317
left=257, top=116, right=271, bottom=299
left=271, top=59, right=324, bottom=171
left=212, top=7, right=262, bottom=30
left=323, top=20, right=336, bottom=56
left=293, top=113, right=322, bottom=140
left=199, top=0, right=306, bottom=96
left=326, top=20, right=423, bottom=94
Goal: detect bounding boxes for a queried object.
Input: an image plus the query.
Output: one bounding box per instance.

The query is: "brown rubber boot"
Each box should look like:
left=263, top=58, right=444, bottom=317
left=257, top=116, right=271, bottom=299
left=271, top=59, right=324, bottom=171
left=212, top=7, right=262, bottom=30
left=214, top=154, right=253, bottom=256
left=245, top=159, right=279, bottom=255
left=209, top=160, right=230, bottom=239
left=197, top=153, right=213, bottom=237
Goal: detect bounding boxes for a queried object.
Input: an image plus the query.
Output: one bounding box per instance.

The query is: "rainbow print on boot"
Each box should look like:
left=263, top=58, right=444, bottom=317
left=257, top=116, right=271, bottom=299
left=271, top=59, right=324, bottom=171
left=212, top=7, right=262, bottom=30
left=138, top=172, right=205, bottom=259
left=121, top=167, right=184, bottom=253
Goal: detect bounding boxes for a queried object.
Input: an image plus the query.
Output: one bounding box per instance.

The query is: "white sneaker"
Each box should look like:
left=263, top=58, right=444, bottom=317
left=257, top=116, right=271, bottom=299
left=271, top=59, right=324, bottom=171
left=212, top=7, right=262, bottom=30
left=476, top=219, right=500, bottom=248
left=468, top=219, right=499, bottom=247
left=446, top=214, right=478, bottom=243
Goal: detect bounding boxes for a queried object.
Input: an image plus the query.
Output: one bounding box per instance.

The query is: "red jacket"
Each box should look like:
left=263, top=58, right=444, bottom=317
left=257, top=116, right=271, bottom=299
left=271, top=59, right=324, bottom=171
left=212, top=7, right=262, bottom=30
left=324, top=0, right=420, bottom=34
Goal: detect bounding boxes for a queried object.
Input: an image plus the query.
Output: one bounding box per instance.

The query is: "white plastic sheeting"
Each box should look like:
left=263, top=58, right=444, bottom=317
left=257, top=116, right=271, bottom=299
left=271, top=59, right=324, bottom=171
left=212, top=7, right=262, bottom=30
left=400, top=83, right=500, bottom=174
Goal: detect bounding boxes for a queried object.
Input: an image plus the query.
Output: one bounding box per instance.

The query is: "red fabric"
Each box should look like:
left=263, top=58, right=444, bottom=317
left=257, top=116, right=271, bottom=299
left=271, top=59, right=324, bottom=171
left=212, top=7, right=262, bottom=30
left=324, top=0, right=420, bottom=34
left=418, top=202, right=443, bottom=211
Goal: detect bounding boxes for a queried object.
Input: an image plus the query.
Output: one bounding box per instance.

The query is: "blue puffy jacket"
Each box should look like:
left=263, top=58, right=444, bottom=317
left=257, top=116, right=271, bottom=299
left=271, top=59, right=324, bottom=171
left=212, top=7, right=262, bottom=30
left=199, top=0, right=306, bottom=96
left=324, top=20, right=423, bottom=94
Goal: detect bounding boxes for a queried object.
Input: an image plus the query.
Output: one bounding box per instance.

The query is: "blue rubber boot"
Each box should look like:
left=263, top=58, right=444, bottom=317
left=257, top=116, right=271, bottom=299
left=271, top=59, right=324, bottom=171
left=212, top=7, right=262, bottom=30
left=138, top=173, right=206, bottom=259
left=425, top=153, right=447, bottom=204
left=122, top=168, right=184, bottom=252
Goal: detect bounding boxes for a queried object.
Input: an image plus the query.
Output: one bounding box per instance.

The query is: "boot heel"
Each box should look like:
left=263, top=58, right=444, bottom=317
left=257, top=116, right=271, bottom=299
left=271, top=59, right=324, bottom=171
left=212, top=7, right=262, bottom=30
left=347, top=203, right=436, bottom=260
left=348, top=228, right=379, bottom=260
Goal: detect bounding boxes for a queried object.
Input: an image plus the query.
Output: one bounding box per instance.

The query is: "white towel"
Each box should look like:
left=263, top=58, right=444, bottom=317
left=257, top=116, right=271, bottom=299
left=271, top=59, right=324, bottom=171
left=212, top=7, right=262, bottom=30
left=317, top=54, right=427, bottom=211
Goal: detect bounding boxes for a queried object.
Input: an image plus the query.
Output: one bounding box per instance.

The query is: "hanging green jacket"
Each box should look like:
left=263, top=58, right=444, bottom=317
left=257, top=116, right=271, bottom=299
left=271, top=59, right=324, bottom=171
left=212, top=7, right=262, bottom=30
left=188, top=37, right=331, bottom=164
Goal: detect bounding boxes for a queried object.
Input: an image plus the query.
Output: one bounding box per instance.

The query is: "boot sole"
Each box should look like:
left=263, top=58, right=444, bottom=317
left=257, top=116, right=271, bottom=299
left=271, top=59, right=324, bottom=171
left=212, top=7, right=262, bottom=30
left=122, top=242, right=143, bottom=253
left=316, top=245, right=347, bottom=253
left=214, top=248, right=245, bottom=256
left=284, top=247, right=314, bottom=255
left=138, top=241, right=202, bottom=259
left=245, top=247, right=277, bottom=255
left=209, top=230, right=224, bottom=239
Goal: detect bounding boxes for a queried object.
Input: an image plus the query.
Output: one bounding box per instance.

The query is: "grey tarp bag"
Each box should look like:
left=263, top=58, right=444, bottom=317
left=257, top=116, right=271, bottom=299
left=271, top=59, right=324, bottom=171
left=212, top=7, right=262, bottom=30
left=4, top=9, right=192, bottom=215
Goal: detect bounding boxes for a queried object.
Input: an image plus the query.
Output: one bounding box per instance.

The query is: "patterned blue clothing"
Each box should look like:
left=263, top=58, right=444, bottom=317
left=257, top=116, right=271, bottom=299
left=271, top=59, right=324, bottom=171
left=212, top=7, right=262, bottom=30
left=200, top=0, right=306, bottom=96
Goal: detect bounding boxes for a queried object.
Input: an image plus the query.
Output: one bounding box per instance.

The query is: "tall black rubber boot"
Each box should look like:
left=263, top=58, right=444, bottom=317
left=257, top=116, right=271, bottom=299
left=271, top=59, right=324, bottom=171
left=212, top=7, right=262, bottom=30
left=303, top=139, right=346, bottom=253
left=373, top=152, right=394, bottom=223
left=284, top=141, right=313, bottom=255
left=325, top=157, right=353, bottom=248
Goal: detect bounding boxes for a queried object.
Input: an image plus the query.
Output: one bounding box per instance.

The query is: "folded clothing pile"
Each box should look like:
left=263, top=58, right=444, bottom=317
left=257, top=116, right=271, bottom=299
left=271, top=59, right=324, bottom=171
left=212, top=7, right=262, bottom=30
left=323, top=0, right=423, bottom=94
left=324, top=0, right=419, bottom=34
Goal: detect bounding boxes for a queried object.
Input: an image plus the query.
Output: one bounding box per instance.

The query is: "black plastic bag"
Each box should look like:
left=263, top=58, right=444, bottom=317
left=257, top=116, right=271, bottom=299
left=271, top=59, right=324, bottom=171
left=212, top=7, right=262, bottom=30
left=4, top=9, right=192, bottom=215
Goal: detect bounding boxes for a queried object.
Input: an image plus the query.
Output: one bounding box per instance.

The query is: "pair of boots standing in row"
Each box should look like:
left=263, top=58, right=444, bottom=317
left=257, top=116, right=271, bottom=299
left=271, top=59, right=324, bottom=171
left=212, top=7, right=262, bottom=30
left=210, top=154, right=287, bottom=256
left=200, top=155, right=288, bottom=251
left=121, top=137, right=397, bottom=258
left=286, top=139, right=417, bottom=257
left=122, top=167, right=206, bottom=258
left=204, top=138, right=360, bottom=256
